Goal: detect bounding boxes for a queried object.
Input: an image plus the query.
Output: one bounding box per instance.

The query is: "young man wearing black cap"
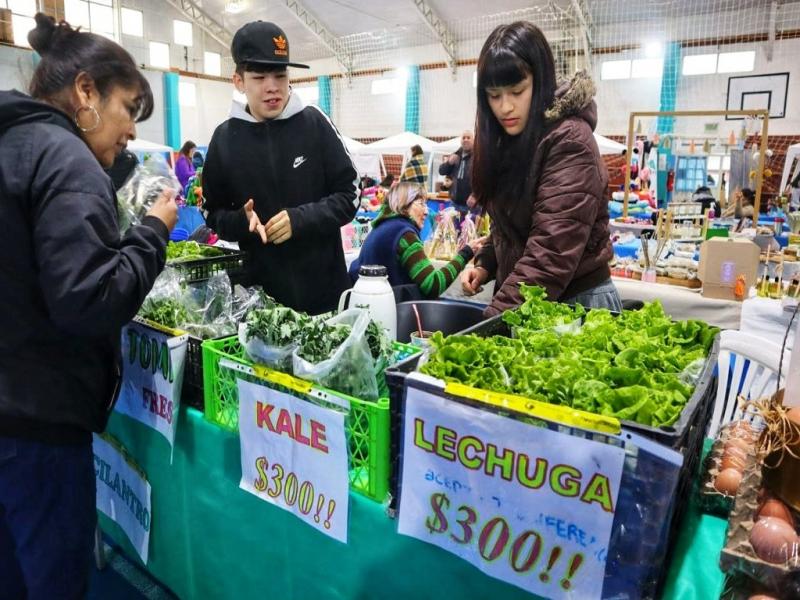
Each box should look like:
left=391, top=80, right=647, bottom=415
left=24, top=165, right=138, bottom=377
left=203, top=21, right=358, bottom=315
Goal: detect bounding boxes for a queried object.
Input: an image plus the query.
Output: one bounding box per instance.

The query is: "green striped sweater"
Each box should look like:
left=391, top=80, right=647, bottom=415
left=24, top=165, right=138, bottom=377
left=398, top=231, right=473, bottom=297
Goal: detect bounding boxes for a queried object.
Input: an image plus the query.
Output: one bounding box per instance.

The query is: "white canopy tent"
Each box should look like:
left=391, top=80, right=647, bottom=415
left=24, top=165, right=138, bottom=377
left=781, top=142, right=800, bottom=192
left=594, top=133, right=626, bottom=155
left=127, top=139, right=175, bottom=168
left=343, top=135, right=386, bottom=181
left=366, top=132, right=437, bottom=157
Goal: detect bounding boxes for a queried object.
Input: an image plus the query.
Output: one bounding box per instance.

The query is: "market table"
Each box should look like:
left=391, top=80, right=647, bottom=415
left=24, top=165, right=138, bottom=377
left=612, top=277, right=742, bottom=329
left=101, top=408, right=729, bottom=600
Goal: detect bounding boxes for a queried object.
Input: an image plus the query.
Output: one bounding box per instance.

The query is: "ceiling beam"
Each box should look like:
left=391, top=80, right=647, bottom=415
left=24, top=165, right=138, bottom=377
left=411, top=0, right=457, bottom=70
left=282, top=0, right=353, bottom=75
left=161, top=0, right=233, bottom=49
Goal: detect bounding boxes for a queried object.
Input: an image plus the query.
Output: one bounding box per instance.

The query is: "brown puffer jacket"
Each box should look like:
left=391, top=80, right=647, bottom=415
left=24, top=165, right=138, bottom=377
left=475, top=71, right=613, bottom=316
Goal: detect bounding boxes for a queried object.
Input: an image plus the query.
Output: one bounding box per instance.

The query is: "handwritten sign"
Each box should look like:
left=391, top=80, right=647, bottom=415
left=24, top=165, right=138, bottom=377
left=397, top=386, right=625, bottom=599
left=93, top=434, right=152, bottom=564
left=115, top=322, right=188, bottom=449
left=237, top=379, right=350, bottom=542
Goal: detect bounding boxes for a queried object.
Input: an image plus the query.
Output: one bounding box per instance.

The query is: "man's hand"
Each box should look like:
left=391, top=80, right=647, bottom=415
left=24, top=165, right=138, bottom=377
left=265, top=210, right=292, bottom=244
left=448, top=153, right=459, bottom=165
left=461, top=266, right=489, bottom=295
left=244, top=198, right=267, bottom=244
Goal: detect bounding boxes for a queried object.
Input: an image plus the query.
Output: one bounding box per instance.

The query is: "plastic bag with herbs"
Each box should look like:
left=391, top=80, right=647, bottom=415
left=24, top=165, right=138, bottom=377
left=137, top=267, right=188, bottom=330
left=239, top=302, right=312, bottom=373
left=181, top=272, right=235, bottom=339
left=293, top=309, right=379, bottom=401
left=117, top=154, right=181, bottom=232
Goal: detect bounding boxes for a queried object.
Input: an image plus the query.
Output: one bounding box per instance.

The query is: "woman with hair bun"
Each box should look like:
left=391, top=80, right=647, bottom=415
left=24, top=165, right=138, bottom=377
left=0, top=13, right=177, bottom=598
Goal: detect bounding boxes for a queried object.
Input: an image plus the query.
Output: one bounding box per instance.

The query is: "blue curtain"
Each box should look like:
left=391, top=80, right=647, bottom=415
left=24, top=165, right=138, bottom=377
left=404, top=66, right=420, bottom=134
left=318, top=75, right=332, bottom=116
left=163, top=72, right=181, bottom=149
left=657, top=43, right=681, bottom=135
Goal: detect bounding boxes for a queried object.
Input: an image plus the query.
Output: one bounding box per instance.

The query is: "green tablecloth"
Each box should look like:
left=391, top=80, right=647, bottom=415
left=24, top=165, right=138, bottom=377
left=102, top=408, right=729, bottom=599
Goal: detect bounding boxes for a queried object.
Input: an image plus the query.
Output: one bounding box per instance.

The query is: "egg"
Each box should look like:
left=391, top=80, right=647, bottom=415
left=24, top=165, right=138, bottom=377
left=714, top=468, right=743, bottom=496
left=720, top=452, right=747, bottom=472
left=757, top=499, right=796, bottom=527
left=728, top=421, right=756, bottom=440
left=749, top=517, right=799, bottom=564
left=724, top=437, right=752, bottom=455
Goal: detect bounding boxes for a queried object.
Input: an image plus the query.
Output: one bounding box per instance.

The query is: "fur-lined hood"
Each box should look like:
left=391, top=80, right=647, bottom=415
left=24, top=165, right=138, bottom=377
left=544, top=70, right=597, bottom=129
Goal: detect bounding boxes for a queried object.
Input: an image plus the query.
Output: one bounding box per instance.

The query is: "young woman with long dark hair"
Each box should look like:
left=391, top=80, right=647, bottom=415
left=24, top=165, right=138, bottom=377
left=0, top=14, right=176, bottom=597
left=461, top=21, right=620, bottom=315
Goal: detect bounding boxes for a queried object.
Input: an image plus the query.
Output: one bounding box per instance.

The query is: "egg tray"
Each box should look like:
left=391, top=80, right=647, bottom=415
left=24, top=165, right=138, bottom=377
left=720, top=462, right=800, bottom=599
left=697, top=427, right=755, bottom=517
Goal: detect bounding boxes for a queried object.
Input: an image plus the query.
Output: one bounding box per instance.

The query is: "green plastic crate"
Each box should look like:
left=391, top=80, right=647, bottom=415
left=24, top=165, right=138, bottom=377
left=201, top=336, right=419, bottom=502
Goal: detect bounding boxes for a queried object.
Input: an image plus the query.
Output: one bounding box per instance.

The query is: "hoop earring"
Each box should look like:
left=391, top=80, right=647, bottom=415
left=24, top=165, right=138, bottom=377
left=74, top=105, right=101, bottom=133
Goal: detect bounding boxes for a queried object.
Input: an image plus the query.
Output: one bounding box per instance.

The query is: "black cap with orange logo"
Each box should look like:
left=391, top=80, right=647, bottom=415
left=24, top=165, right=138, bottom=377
left=231, top=21, right=310, bottom=69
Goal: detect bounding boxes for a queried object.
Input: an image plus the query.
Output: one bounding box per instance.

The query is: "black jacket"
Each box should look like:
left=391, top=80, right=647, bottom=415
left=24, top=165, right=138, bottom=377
left=0, top=91, right=169, bottom=443
left=203, top=94, right=358, bottom=315
left=438, top=148, right=473, bottom=207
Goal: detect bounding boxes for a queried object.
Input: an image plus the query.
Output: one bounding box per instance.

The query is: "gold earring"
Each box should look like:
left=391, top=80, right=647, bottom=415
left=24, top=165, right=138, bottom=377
left=74, top=105, right=101, bottom=132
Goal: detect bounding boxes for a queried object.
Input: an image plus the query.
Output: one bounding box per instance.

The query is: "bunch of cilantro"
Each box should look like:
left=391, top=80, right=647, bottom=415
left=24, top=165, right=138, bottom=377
left=421, top=289, right=718, bottom=428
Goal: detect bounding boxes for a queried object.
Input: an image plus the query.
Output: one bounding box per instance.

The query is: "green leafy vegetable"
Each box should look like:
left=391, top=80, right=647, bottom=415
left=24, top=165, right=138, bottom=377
left=503, top=284, right=585, bottom=332
left=244, top=306, right=311, bottom=347
left=139, top=297, right=189, bottom=329
left=166, top=241, right=224, bottom=262
left=421, top=288, right=719, bottom=428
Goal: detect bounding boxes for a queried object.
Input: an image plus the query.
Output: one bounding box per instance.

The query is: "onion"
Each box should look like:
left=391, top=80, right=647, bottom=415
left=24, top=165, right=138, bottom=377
left=749, top=517, right=799, bottom=564
left=714, top=468, right=742, bottom=496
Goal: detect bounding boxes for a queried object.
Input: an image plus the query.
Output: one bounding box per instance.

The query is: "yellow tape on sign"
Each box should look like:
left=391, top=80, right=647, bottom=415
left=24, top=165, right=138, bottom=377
left=252, top=365, right=313, bottom=395
left=444, top=382, right=621, bottom=434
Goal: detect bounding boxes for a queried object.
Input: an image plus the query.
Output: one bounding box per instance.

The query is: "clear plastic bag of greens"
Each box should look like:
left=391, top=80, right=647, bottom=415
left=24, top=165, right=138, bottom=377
left=138, top=267, right=188, bottom=330
left=239, top=304, right=311, bottom=373
left=293, top=309, right=379, bottom=401
left=181, top=272, right=235, bottom=339
left=117, top=154, right=181, bottom=232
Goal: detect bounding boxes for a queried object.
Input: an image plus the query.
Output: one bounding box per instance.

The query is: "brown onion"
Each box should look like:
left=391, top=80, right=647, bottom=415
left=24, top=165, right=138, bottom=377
left=749, top=517, right=799, bottom=564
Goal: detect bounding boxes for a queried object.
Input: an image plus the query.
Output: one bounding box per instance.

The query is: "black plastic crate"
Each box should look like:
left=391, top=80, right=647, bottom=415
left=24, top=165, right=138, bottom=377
left=167, top=245, right=247, bottom=283
left=182, top=334, right=204, bottom=411
left=385, top=314, right=719, bottom=598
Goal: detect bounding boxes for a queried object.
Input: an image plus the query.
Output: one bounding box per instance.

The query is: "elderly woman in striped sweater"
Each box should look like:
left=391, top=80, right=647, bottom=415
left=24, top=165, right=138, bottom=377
left=349, top=182, right=484, bottom=298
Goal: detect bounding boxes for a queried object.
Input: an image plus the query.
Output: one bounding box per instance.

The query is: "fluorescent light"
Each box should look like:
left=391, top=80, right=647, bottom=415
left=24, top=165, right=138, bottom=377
left=225, top=1, right=246, bottom=13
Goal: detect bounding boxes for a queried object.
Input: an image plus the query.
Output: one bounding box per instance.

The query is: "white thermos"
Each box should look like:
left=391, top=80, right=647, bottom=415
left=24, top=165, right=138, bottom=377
left=338, top=265, right=397, bottom=340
